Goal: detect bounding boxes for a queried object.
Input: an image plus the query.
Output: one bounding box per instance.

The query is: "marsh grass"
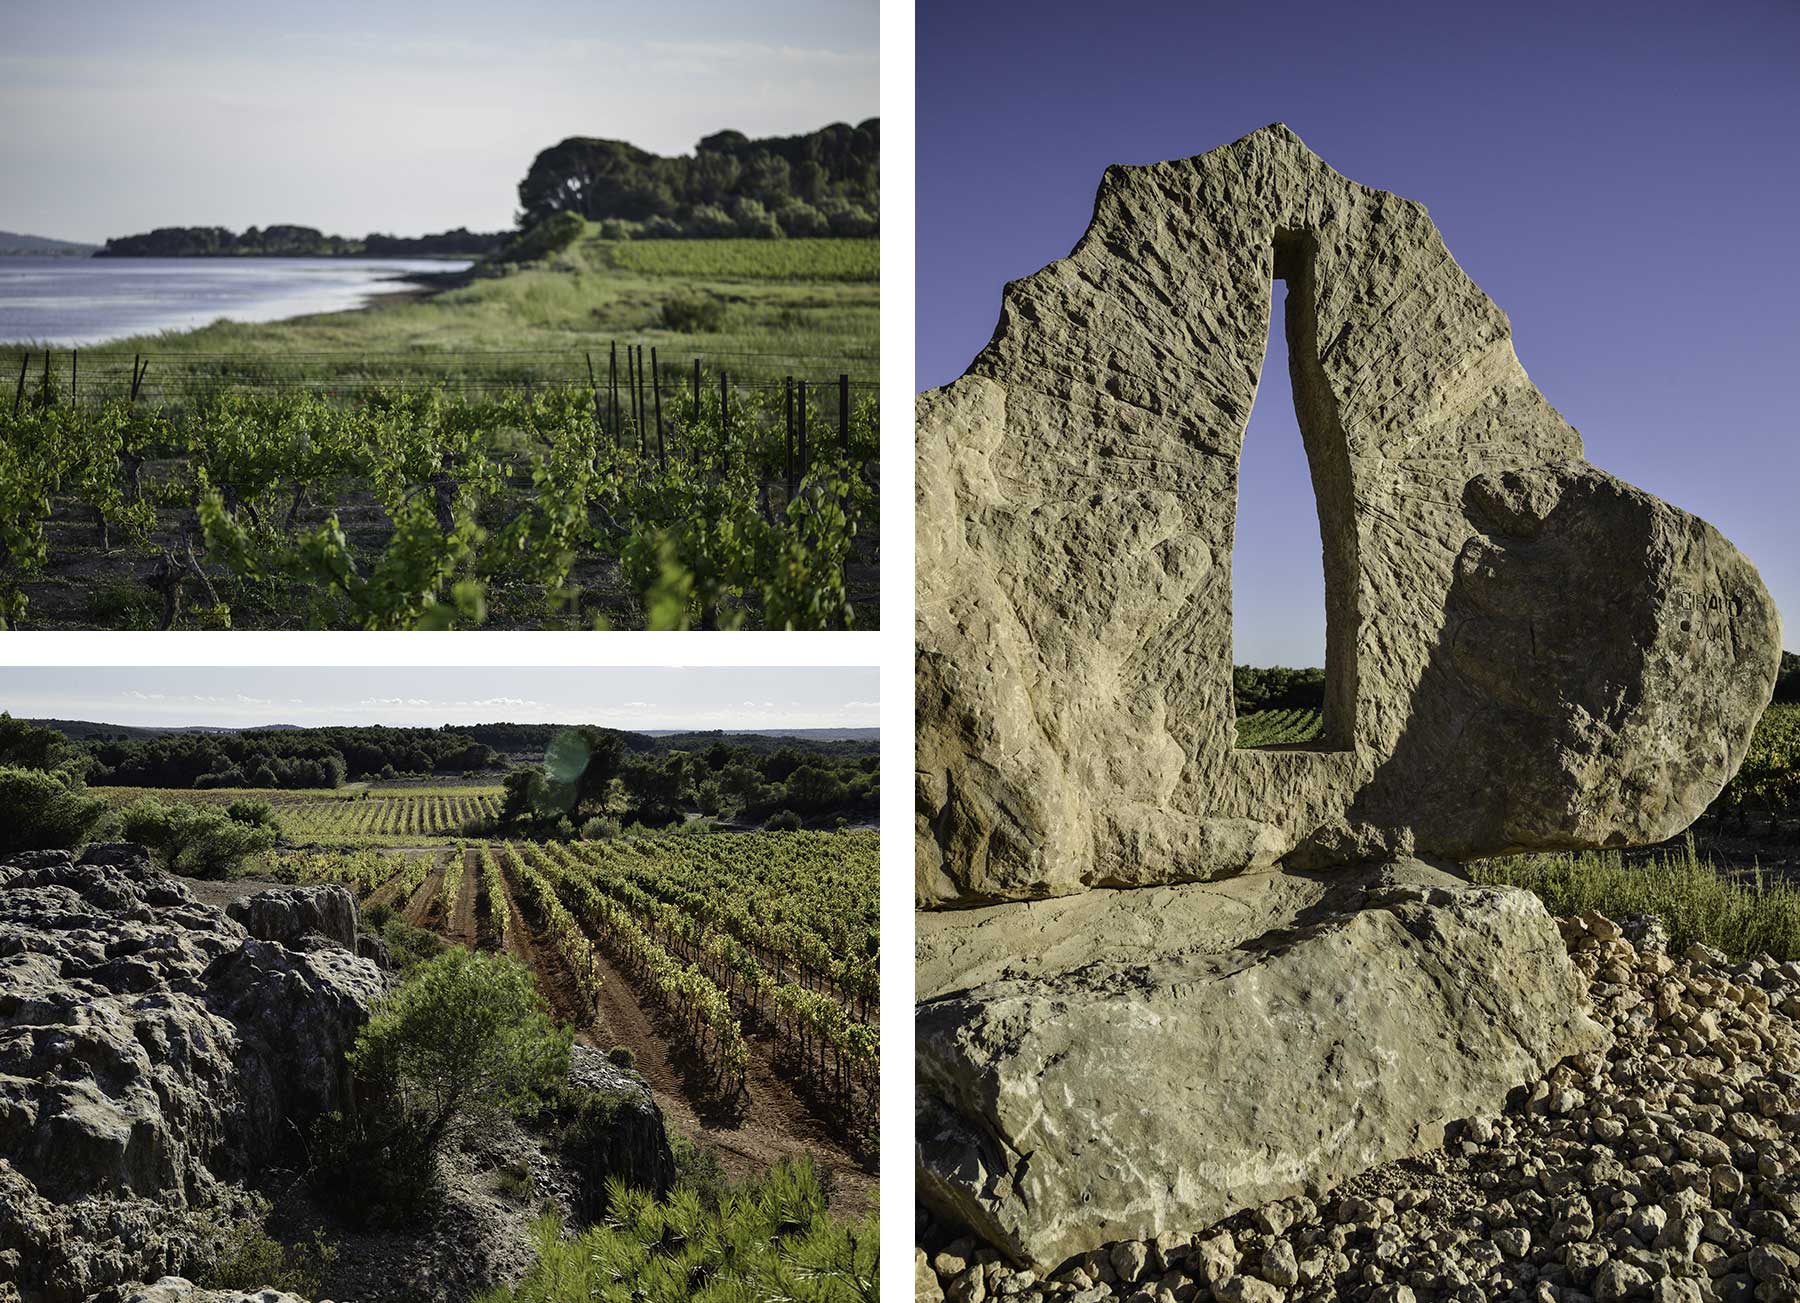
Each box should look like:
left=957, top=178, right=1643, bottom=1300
left=56, top=237, right=877, bottom=390
left=1472, top=837, right=1800, bottom=962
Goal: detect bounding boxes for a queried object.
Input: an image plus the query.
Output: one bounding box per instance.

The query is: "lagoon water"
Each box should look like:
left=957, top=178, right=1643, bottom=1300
left=0, top=256, right=472, bottom=346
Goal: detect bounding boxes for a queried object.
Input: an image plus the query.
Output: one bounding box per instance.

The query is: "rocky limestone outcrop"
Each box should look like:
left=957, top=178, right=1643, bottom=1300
left=564, top=1043, right=676, bottom=1211
left=226, top=884, right=359, bottom=951
left=915, top=863, right=1609, bottom=1268
left=915, top=123, right=1781, bottom=907
left=0, top=846, right=383, bottom=1303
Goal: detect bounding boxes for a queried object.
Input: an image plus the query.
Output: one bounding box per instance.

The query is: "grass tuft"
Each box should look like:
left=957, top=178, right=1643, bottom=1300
left=1472, top=837, right=1800, bottom=962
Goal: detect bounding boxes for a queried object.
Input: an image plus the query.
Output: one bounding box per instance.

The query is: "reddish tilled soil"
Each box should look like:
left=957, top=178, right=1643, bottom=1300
left=583, top=942, right=877, bottom=1216
left=447, top=846, right=481, bottom=947
left=399, top=858, right=447, bottom=929
left=416, top=849, right=878, bottom=1218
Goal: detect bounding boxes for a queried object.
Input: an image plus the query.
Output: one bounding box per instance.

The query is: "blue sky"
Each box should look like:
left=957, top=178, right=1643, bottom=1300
left=1, top=0, right=878, bottom=241
left=918, top=0, right=1799, bottom=665
left=0, top=666, right=879, bottom=731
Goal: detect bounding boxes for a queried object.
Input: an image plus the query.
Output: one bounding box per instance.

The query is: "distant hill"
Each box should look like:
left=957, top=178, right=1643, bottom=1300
left=94, top=225, right=509, bottom=259
left=648, top=728, right=878, bottom=743
left=0, top=230, right=98, bottom=256
left=32, top=718, right=875, bottom=753
left=27, top=718, right=301, bottom=741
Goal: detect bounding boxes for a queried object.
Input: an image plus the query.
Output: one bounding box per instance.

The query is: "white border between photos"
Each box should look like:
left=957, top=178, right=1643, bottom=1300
left=877, top=0, right=916, bottom=1295
left=0, top=0, right=918, bottom=1291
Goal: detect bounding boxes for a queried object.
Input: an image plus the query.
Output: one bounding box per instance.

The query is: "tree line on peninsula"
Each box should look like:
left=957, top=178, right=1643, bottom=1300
left=94, top=119, right=879, bottom=257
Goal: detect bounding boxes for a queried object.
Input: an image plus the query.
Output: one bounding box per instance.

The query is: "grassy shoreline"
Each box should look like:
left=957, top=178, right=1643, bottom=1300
left=53, top=236, right=877, bottom=378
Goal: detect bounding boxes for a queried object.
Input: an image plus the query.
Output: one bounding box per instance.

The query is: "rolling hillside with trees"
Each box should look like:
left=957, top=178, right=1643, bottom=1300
left=10, top=716, right=877, bottom=836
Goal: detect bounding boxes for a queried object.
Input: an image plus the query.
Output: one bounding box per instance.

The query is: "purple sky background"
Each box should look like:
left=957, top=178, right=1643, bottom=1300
left=917, top=0, right=1799, bottom=666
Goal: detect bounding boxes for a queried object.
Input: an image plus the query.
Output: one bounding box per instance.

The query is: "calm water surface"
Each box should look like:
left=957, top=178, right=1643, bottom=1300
left=0, top=256, right=472, bottom=346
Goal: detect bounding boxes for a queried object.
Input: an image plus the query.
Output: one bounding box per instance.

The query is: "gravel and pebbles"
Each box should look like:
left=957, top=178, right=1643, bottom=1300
left=918, top=909, right=1800, bottom=1303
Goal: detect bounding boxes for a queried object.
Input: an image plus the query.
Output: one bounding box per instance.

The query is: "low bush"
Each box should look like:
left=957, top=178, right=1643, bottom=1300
left=497, top=211, right=587, bottom=264
left=116, top=797, right=277, bottom=878
left=200, top=1221, right=335, bottom=1296
left=580, top=815, right=622, bottom=841
left=225, top=798, right=277, bottom=829
left=606, top=1045, right=634, bottom=1069
left=764, top=809, right=803, bottom=832
left=659, top=292, right=728, bottom=333
left=378, top=916, right=447, bottom=974
left=669, top=1132, right=728, bottom=1208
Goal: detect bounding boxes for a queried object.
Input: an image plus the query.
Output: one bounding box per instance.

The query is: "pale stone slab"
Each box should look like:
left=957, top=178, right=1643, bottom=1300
left=915, top=864, right=1609, bottom=1267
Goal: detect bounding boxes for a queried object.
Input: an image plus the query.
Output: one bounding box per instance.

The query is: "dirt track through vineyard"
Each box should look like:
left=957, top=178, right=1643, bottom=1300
left=581, top=941, right=877, bottom=1216
left=448, top=846, right=480, bottom=947
left=399, top=859, right=445, bottom=928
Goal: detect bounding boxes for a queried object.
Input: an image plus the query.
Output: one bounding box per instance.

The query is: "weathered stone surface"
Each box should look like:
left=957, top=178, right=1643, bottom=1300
left=0, top=846, right=382, bottom=1303
left=921, top=908, right=1800, bottom=1302
left=915, top=123, right=1781, bottom=906
left=225, top=884, right=359, bottom=951
left=915, top=862, right=1607, bottom=1267
left=121, top=1281, right=312, bottom=1303
left=563, top=1043, right=676, bottom=1212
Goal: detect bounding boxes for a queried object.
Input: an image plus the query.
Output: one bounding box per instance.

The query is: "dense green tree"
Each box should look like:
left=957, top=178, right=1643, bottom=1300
left=1777, top=651, right=1799, bottom=704
left=352, top=948, right=571, bottom=1153
left=516, top=121, right=878, bottom=236
left=0, top=766, right=108, bottom=854
left=0, top=713, right=85, bottom=777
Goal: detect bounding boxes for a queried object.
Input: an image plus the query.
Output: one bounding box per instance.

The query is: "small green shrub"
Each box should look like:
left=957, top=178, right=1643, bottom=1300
left=763, top=809, right=803, bottom=832
left=495, top=1161, right=536, bottom=1201
left=606, top=1045, right=635, bottom=1069
left=497, top=211, right=587, bottom=264
left=311, top=948, right=571, bottom=1227
left=225, top=798, right=277, bottom=829
left=305, top=1104, right=441, bottom=1228
left=116, top=797, right=277, bottom=878
left=659, top=292, right=727, bottom=333
left=669, top=1133, right=728, bottom=1208
left=580, top=815, right=622, bottom=841
left=85, top=579, right=161, bottom=629
left=379, top=917, right=447, bottom=973
left=201, top=1222, right=335, bottom=1296
left=363, top=900, right=394, bottom=932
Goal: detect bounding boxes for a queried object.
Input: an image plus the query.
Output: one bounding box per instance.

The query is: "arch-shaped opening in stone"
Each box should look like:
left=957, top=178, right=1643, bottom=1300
left=1230, top=227, right=1359, bottom=752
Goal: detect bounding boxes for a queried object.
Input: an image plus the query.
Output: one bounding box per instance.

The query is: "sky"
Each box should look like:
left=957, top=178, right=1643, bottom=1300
left=0, top=666, right=880, bottom=732
left=0, top=0, right=879, bottom=242
left=917, top=0, right=1800, bottom=667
